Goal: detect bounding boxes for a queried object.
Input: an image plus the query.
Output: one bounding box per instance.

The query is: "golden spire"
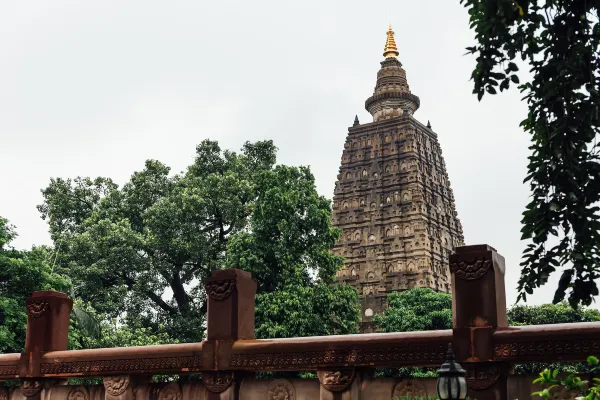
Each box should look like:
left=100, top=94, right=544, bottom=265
left=383, top=24, right=399, bottom=59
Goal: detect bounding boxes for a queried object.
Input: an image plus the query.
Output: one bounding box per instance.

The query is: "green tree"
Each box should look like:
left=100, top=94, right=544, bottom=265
left=226, top=165, right=360, bottom=337
left=39, top=140, right=359, bottom=342
left=508, top=302, right=600, bottom=375
left=373, top=287, right=452, bottom=333
left=460, top=0, right=600, bottom=307
left=0, top=217, right=70, bottom=353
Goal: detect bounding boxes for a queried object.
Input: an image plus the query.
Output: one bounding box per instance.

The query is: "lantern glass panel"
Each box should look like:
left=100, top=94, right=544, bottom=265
left=458, top=376, right=467, bottom=399
left=451, top=376, right=459, bottom=398
left=436, top=377, right=449, bottom=399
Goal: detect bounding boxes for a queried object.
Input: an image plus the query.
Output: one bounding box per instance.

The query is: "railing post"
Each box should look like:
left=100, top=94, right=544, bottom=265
left=450, top=245, right=509, bottom=400
left=203, top=269, right=257, bottom=400
left=20, top=290, right=72, bottom=399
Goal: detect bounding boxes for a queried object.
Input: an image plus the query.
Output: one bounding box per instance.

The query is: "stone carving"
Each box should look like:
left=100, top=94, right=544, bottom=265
left=205, top=280, right=236, bottom=301
left=26, top=299, right=49, bottom=319
left=21, top=380, right=43, bottom=398
left=103, top=376, right=130, bottom=397
left=465, top=364, right=500, bottom=390
left=0, top=364, right=19, bottom=378
left=494, top=339, right=600, bottom=361
left=40, top=355, right=203, bottom=374
left=202, top=371, right=233, bottom=393
left=230, top=343, right=447, bottom=369
left=158, top=383, right=182, bottom=400
left=318, top=369, right=355, bottom=392
left=267, top=379, right=295, bottom=400
left=450, top=258, right=492, bottom=280
left=67, top=386, right=89, bottom=400
left=392, top=380, right=427, bottom=398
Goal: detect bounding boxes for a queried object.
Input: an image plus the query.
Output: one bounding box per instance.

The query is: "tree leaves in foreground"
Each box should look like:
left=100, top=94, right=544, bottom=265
left=460, top=0, right=600, bottom=307
left=38, top=140, right=359, bottom=343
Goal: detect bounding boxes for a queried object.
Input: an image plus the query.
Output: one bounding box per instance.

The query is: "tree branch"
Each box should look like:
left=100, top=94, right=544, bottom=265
left=121, top=273, right=177, bottom=315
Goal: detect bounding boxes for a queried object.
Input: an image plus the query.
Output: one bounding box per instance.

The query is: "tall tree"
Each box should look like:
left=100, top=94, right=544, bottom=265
left=226, top=165, right=360, bottom=337
left=39, top=140, right=359, bottom=342
left=460, top=0, right=600, bottom=307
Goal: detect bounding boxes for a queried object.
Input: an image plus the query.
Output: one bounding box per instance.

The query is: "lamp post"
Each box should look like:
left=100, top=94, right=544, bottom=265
left=436, top=343, right=468, bottom=400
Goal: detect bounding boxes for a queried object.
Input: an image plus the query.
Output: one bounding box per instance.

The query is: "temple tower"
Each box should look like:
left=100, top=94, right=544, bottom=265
left=332, top=25, right=464, bottom=332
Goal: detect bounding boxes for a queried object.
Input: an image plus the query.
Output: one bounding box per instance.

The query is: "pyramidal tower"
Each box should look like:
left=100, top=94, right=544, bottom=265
left=331, top=25, right=464, bottom=332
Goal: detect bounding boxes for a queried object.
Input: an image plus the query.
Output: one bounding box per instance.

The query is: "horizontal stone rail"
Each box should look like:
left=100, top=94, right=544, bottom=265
left=493, top=322, right=600, bottom=362
left=229, top=330, right=451, bottom=370
left=1, top=245, right=599, bottom=400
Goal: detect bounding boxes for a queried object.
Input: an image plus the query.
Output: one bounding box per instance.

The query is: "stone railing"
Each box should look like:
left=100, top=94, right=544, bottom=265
left=0, top=245, right=598, bottom=400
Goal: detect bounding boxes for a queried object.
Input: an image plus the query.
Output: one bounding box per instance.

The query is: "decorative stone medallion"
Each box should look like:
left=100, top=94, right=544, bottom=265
left=202, top=371, right=234, bottom=393
left=21, top=380, right=43, bottom=398
left=267, top=379, right=295, bottom=400
left=103, top=376, right=131, bottom=397
left=157, top=383, right=182, bottom=400
left=450, top=258, right=492, bottom=280
left=67, top=386, right=89, bottom=400
left=26, top=300, right=49, bottom=319
left=465, top=364, right=501, bottom=391
left=392, top=380, right=427, bottom=398
left=317, top=369, right=355, bottom=392
left=205, top=280, right=236, bottom=301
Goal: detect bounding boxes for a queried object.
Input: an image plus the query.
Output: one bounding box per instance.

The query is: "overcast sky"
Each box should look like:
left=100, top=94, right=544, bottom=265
left=1, top=1, right=576, bottom=307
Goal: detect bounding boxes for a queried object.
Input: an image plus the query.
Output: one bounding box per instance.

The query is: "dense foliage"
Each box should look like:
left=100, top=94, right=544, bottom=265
left=37, top=140, right=358, bottom=344
left=373, top=287, right=452, bottom=333
left=461, top=0, right=600, bottom=307
left=508, top=302, right=600, bottom=326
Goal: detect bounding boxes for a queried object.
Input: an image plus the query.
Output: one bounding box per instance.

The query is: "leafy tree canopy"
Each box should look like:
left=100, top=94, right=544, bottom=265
left=461, top=0, right=600, bottom=307
left=38, top=140, right=359, bottom=342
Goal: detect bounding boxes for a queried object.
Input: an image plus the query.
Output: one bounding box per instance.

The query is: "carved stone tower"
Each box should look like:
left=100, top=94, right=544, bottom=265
left=331, top=25, right=464, bottom=332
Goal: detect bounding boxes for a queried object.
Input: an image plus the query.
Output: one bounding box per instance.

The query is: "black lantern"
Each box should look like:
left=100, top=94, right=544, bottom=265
left=436, top=343, right=467, bottom=400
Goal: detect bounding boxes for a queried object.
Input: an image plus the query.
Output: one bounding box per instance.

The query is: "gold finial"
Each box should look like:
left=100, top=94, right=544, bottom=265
left=383, top=24, right=399, bottom=59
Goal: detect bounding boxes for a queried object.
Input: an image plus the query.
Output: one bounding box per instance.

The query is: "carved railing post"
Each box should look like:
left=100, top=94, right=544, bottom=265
left=450, top=245, right=509, bottom=400
left=20, top=291, right=72, bottom=399
left=206, top=269, right=257, bottom=341
left=204, top=269, right=257, bottom=400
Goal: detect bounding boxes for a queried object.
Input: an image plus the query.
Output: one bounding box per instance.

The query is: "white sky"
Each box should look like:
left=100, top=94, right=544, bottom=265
left=0, top=0, right=583, bottom=307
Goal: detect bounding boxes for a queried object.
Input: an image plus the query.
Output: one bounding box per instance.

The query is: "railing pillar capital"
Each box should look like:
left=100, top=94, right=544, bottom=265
left=20, top=291, right=72, bottom=378
left=450, top=245, right=509, bottom=400
left=205, top=269, right=257, bottom=341
left=450, top=244, right=508, bottom=330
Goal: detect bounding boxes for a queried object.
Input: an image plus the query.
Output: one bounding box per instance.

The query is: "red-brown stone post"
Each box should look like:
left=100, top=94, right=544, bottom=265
left=450, top=245, right=509, bottom=400
left=204, top=269, right=257, bottom=400
left=20, top=290, right=73, bottom=399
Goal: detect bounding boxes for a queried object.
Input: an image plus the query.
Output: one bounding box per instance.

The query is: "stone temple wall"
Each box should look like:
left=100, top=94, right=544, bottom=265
left=332, top=116, right=464, bottom=330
